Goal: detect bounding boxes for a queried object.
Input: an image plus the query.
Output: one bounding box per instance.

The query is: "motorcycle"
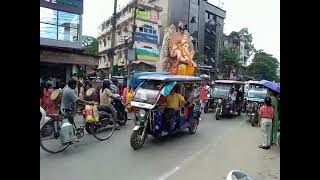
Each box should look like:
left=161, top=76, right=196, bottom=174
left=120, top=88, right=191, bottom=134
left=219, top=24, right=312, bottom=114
left=204, top=94, right=215, bottom=113
left=246, top=101, right=263, bottom=126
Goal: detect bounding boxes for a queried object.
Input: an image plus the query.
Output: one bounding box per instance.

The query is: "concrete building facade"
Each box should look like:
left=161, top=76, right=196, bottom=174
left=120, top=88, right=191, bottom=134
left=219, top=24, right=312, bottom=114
left=150, top=0, right=226, bottom=76
left=40, top=0, right=98, bottom=84
left=97, top=0, right=162, bottom=75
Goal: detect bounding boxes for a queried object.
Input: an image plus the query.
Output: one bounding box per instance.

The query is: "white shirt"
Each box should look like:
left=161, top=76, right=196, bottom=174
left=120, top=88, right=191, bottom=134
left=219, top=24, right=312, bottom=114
left=230, top=92, right=237, bottom=101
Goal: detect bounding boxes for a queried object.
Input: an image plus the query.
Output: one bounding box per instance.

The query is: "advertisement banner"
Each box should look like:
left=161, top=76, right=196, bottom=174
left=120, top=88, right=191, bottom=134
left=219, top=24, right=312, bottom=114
left=136, top=47, right=160, bottom=61
left=136, top=10, right=150, bottom=21
left=135, top=32, right=158, bottom=44
left=136, top=9, right=158, bottom=23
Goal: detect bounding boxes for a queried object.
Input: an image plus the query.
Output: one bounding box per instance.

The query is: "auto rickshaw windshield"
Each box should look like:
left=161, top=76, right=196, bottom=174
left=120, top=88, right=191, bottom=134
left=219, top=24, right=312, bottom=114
left=132, top=81, right=165, bottom=105
left=247, top=85, right=267, bottom=99
left=213, top=84, right=233, bottom=96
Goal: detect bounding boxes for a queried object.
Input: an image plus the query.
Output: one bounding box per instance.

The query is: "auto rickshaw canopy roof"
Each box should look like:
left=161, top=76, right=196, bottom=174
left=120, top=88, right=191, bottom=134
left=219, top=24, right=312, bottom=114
left=245, top=80, right=262, bottom=85
left=215, top=80, right=245, bottom=85
left=139, top=74, right=202, bottom=82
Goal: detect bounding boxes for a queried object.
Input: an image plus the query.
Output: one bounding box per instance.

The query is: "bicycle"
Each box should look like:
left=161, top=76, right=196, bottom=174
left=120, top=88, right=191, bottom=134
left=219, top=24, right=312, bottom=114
left=40, top=107, right=115, bottom=154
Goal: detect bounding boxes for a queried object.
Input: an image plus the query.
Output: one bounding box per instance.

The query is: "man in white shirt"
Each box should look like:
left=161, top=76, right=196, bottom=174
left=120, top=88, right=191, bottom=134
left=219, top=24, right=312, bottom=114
left=228, top=88, right=237, bottom=113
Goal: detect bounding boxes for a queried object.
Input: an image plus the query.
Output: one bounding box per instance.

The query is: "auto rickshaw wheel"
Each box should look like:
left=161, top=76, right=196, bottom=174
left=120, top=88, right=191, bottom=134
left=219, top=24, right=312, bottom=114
left=237, top=109, right=241, bottom=116
left=215, top=112, right=220, bottom=120
left=250, top=116, right=255, bottom=127
left=188, top=119, right=198, bottom=134
left=130, top=128, right=146, bottom=150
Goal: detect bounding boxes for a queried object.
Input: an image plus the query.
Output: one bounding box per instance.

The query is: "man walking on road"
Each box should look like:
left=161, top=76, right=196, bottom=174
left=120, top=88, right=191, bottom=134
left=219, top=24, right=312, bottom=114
left=258, top=96, right=275, bottom=150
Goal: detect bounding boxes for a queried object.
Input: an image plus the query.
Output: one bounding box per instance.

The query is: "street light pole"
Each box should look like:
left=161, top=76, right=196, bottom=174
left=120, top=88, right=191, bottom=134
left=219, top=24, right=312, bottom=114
left=109, top=0, right=118, bottom=79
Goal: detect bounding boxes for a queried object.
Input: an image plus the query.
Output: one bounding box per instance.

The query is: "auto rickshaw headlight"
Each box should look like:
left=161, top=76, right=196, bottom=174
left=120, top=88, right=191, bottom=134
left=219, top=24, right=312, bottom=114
left=139, top=109, right=146, bottom=118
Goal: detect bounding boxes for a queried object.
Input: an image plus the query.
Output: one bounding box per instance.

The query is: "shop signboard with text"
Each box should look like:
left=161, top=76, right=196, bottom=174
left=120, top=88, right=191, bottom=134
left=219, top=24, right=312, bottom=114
left=135, top=32, right=158, bottom=44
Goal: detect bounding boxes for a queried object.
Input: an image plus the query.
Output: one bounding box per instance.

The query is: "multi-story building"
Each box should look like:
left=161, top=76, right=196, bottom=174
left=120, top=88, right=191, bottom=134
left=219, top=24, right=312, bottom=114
left=223, top=32, right=250, bottom=66
left=97, top=0, right=162, bottom=75
left=40, top=0, right=98, bottom=85
left=150, top=0, right=226, bottom=77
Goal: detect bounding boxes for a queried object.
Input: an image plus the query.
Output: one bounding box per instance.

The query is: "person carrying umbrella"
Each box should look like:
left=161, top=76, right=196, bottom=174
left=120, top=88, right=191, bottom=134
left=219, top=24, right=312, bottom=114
left=268, top=89, right=280, bottom=145
left=260, top=80, right=280, bottom=146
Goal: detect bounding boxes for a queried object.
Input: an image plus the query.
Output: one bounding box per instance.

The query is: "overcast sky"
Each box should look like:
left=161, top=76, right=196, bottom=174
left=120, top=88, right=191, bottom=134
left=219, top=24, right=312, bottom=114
left=82, top=0, right=280, bottom=61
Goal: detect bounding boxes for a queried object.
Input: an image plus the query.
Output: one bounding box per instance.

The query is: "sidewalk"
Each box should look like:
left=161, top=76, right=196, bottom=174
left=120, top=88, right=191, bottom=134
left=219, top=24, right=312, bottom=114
left=167, top=121, right=280, bottom=180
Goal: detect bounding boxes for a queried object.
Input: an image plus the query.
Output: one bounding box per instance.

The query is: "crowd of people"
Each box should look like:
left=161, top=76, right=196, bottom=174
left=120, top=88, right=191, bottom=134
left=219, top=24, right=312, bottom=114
left=40, top=75, right=135, bottom=129
left=40, top=74, right=280, bottom=149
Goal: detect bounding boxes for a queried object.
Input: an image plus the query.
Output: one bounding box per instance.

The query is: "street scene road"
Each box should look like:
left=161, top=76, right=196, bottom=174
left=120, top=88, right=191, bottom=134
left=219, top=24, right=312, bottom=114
left=40, top=113, right=280, bottom=180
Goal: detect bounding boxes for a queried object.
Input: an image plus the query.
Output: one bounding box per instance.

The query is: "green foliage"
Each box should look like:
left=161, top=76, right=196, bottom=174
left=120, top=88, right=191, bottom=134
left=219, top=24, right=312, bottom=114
left=194, top=52, right=206, bottom=65
left=219, top=47, right=241, bottom=76
left=82, top=35, right=98, bottom=55
left=76, top=66, right=86, bottom=79
left=113, top=65, right=119, bottom=75
left=247, top=50, right=279, bottom=81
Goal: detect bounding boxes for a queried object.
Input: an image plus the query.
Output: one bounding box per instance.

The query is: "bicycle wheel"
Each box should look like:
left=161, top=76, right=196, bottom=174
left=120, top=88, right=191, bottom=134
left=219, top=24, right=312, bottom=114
left=40, top=120, right=70, bottom=153
left=90, top=121, right=114, bottom=141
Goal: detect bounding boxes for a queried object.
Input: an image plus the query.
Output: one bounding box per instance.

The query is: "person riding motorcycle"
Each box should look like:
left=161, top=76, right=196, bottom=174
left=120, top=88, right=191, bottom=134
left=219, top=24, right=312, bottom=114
left=99, top=79, right=121, bottom=130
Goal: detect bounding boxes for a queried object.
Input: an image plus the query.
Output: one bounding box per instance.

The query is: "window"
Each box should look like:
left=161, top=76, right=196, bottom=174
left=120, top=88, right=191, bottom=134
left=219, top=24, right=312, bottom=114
left=40, top=7, right=80, bottom=42
left=103, top=39, right=106, bottom=47
left=140, top=25, right=157, bottom=35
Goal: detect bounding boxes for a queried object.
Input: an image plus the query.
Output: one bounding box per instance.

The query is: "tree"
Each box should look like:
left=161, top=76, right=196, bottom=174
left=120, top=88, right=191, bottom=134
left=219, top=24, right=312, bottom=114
left=219, top=47, right=242, bottom=77
left=247, top=50, right=279, bottom=81
left=238, top=28, right=255, bottom=53
left=82, top=35, right=98, bottom=55
left=194, top=52, right=206, bottom=65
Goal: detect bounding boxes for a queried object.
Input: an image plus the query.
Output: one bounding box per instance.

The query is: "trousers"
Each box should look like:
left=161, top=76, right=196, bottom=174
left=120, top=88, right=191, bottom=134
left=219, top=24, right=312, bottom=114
left=261, top=118, right=272, bottom=147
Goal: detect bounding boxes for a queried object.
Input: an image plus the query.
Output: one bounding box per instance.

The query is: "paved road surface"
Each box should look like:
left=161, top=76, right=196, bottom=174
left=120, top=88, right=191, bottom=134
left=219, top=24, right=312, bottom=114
left=40, top=113, right=279, bottom=180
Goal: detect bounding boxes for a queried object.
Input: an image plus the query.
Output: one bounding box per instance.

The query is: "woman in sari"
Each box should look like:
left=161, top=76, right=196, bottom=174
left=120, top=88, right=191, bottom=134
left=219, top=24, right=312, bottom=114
left=267, top=89, right=280, bottom=145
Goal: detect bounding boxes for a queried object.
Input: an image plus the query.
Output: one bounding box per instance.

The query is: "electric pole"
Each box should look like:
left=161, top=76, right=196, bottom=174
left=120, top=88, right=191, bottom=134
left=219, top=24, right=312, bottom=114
left=127, top=0, right=138, bottom=88
left=108, top=0, right=118, bottom=79
left=214, top=22, right=221, bottom=80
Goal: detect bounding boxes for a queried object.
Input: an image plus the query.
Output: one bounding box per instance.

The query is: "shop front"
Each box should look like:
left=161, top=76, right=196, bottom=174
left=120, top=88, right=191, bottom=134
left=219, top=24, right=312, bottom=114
left=40, top=46, right=99, bottom=85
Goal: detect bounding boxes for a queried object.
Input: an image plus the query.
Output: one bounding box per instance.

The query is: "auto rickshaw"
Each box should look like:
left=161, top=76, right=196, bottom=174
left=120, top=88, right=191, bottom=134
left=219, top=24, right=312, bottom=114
left=214, top=80, right=245, bottom=120
left=129, top=74, right=202, bottom=150
left=244, top=81, right=267, bottom=126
